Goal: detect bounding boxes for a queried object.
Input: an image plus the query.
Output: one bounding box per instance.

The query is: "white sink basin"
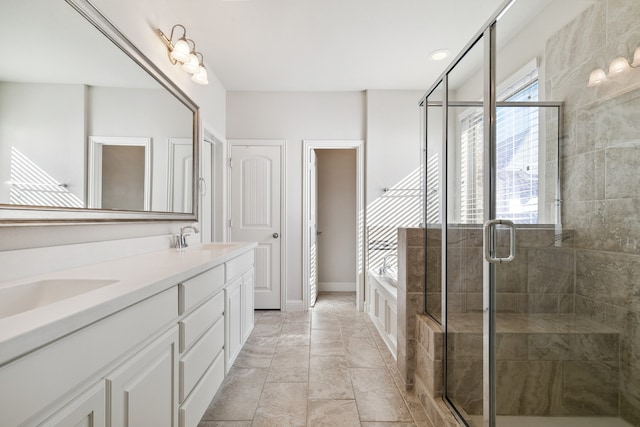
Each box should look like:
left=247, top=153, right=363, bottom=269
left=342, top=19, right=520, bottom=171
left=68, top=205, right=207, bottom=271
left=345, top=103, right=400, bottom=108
left=0, top=279, right=118, bottom=319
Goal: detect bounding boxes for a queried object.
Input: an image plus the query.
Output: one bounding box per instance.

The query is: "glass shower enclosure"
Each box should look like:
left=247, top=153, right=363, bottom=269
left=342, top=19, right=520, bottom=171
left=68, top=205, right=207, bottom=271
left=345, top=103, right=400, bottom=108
left=422, top=0, right=640, bottom=426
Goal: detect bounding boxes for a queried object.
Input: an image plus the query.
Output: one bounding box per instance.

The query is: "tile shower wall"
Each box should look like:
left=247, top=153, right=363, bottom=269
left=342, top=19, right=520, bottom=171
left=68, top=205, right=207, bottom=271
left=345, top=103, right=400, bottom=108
left=426, top=227, right=576, bottom=316
left=545, top=1, right=640, bottom=424
left=397, top=227, right=425, bottom=390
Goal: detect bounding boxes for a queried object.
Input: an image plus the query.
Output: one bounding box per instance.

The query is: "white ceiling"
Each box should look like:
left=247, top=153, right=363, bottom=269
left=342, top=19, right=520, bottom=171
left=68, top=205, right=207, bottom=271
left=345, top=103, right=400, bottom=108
left=1, top=0, right=595, bottom=93
left=170, top=0, right=508, bottom=91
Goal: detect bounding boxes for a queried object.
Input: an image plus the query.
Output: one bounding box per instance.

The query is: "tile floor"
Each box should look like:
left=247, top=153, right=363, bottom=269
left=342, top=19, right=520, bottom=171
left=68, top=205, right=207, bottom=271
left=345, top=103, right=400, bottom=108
left=198, top=292, right=433, bottom=427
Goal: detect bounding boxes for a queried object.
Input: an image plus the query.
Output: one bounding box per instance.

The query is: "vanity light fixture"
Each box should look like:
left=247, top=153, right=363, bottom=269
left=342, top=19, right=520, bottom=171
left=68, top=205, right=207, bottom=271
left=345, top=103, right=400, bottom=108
left=588, top=46, right=640, bottom=87
left=632, top=46, right=640, bottom=68
left=157, top=24, right=209, bottom=85
left=607, top=56, right=631, bottom=77
left=191, top=53, right=209, bottom=85
left=588, top=68, right=607, bottom=87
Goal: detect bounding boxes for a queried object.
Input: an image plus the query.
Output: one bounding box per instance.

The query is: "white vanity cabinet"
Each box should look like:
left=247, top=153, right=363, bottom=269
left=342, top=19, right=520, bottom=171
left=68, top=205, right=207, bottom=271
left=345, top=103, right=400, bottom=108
left=224, top=250, right=255, bottom=370
left=108, top=327, right=179, bottom=427
left=177, top=249, right=255, bottom=427
left=0, top=286, right=178, bottom=427
left=38, top=383, right=106, bottom=427
left=0, top=244, right=256, bottom=427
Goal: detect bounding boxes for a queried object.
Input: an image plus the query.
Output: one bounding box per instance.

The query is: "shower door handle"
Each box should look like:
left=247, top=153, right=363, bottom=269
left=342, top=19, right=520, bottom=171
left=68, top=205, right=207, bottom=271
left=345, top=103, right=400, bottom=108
left=483, top=219, right=516, bottom=264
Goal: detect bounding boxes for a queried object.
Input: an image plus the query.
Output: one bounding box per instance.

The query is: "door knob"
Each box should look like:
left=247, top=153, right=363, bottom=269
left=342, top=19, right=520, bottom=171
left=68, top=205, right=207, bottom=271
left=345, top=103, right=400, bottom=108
left=273, top=233, right=279, bottom=238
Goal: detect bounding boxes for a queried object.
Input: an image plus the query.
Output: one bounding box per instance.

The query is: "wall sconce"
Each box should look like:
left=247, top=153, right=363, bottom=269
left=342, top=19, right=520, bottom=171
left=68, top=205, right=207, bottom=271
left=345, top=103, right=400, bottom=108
left=588, top=46, right=640, bottom=87
left=157, top=24, right=209, bottom=85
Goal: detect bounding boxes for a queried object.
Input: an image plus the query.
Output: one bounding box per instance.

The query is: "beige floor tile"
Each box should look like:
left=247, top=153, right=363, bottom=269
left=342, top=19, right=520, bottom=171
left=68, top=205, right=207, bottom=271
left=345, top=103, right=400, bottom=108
left=256, top=311, right=286, bottom=324
left=266, top=344, right=309, bottom=382
left=234, top=339, right=277, bottom=369
left=307, top=399, right=360, bottom=427
left=360, top=423, right=418, bottom=427
left=198, top=422, right=253, bottom=427
left=201, top=367, right=268, bottom=421
left=344, top=336, right=386, bottom=368
left=350, top=368, right=413, bottom=422
left=308, top=355, right=354, bottom=399
left=251, top=323, right=283, bottom=337
left=278, top=322, right=311, bottom=346
left=310, top=313, right=341, bottom=330
left=201, top=293, right=430, bottom=427
left=310, top=329, right=345, bottom=356
left=285, top=311, right=311, bottom=323
left=252, top=382, right=308, bottom=427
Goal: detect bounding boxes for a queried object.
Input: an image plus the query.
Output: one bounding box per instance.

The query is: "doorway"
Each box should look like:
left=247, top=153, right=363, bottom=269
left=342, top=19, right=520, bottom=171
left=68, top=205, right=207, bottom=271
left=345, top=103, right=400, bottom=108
left=302, top=140, right=365, bottom=311
left=87, top=136, right=151, bottom=211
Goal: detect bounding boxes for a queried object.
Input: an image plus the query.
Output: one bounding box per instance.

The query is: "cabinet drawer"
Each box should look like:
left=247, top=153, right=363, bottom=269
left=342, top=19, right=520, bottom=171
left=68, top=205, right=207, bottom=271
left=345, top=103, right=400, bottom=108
left=179, top=316, right=224, bottom=403
left=180, top=265, right=225, bottom=314
left=180, top=291, right=224, bottom=353
left=225, top=250, right=254, bottom=282
left=179, top=350, right=225, bottom=427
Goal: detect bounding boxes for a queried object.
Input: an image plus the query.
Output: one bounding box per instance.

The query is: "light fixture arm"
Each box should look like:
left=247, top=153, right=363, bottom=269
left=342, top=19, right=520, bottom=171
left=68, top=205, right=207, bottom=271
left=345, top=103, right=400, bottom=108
left=168, top=24, right=187, bottom=44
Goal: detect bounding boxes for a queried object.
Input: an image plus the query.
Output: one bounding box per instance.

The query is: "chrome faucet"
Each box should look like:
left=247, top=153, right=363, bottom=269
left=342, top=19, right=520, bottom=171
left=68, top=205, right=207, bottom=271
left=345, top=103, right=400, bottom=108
left=379, top=253, right=397, bottom=275
left=176, top=225, right=198, bottom=249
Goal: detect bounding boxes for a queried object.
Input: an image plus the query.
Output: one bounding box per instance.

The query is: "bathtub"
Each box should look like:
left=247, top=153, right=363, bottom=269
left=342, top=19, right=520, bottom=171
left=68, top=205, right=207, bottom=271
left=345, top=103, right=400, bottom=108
left=367, top=269, right=398, bottom=359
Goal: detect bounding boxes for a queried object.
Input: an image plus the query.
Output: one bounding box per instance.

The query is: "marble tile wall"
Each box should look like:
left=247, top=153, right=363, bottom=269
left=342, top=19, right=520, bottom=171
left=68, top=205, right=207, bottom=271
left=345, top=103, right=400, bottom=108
left=545, top=0, right=640, bottom=423
left=397, top=227, right=426, bottom=390
left=425, top=227, right=575, bottom=316
left=446, top=325, right=620, bottom=416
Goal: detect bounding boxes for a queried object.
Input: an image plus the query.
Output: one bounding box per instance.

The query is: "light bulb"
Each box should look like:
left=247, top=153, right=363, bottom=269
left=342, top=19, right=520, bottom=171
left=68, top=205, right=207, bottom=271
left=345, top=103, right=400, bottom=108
left=607, top=56, right=631, bottom=77
left=191, top=65, right=209, bottom=85
left=632, top=47, right=640, bottom=68
left=181, top=53, right=200, bottom=74
left=588, top=68, right=607, bottom=87
left=170, top=38, right=191, bottom=63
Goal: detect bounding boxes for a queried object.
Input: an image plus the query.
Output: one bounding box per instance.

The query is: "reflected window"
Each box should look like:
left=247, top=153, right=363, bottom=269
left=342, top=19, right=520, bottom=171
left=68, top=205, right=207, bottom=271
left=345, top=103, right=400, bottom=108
left=459, top=67, right=540, bottom=224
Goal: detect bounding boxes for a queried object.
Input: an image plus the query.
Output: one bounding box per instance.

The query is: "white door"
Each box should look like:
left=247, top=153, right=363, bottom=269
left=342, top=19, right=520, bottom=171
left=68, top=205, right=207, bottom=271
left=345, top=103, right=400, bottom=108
left=229, top=144, right=282, bottom=309
left=309, top=150, right=318, bottom=307
left=168, top=138, right=193, bottom=213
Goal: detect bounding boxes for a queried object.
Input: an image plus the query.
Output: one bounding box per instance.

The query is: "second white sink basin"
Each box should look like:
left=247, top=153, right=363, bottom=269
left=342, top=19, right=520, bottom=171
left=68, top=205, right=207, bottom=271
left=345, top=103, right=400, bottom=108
left=0, top=279, right=118, bottom=319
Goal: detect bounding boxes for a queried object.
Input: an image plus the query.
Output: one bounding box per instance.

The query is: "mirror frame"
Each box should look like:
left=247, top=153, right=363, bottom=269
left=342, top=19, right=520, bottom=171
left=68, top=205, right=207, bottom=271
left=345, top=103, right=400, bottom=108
left=0, top=0, right=200, bottom=224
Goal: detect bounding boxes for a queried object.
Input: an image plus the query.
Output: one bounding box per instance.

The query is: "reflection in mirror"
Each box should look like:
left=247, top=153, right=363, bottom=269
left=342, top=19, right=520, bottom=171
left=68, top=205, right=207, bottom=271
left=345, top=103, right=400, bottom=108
left=0, top=0, right=198, bottom=220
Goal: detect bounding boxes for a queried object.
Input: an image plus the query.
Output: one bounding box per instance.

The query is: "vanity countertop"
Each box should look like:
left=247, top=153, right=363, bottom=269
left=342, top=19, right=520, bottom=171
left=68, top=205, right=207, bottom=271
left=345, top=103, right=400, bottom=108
left=0, top=242, right=257, bottom=366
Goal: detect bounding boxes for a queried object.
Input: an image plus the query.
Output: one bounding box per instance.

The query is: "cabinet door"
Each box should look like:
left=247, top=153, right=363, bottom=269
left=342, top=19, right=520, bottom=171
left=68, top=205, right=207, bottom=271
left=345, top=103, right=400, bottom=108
left=241, top=268, right=255, bottom=342
left=39, top=383, right=105, bottom=427
left=107, top=327, right=178, bottom=427
left=225, top=278, right=243, bottom=371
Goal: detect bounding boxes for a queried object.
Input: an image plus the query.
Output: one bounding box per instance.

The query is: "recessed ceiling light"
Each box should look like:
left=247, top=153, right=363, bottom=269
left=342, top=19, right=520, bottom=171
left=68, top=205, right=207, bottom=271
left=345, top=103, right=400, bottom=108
left=430, top=49, right=451, bottom=61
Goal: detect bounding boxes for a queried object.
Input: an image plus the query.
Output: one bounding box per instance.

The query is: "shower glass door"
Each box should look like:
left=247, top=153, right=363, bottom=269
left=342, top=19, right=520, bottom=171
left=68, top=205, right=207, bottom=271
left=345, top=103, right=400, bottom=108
left=442, top=31, right=488, bottom=424
left=425, top=0, right=639, bottom=426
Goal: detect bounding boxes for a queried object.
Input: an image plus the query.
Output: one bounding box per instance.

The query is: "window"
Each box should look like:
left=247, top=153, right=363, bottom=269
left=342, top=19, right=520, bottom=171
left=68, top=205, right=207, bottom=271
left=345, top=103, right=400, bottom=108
left=458, top=68, right=539, bottom=224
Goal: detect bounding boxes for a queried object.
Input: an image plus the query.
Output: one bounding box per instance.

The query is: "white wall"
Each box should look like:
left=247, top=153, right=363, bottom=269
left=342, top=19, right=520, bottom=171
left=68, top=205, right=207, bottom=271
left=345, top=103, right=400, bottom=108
left=316, top=149, right=356, bottom=289
left=366, top=90, right=424, bottom=271
left=0, top=1, right=227, bottom=282
left=88, top=86, right=193, bottom=211
left=227, top=90, right=424, bottom=306
left=366, top=90, right=424, bottom=203
left=226, top=91, right=365, bottom=305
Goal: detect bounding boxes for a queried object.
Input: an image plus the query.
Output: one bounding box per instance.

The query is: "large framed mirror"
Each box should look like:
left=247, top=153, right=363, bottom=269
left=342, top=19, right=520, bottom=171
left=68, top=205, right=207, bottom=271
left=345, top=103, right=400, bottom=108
left=0, top=0, right=200, bottom=223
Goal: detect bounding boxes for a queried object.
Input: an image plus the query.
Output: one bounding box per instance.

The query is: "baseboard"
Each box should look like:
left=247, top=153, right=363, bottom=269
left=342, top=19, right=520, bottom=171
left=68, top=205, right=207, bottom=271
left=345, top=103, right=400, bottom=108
left=318, top=282, right=356, bottom=292
left=285, top=300, right=305, bottom=312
